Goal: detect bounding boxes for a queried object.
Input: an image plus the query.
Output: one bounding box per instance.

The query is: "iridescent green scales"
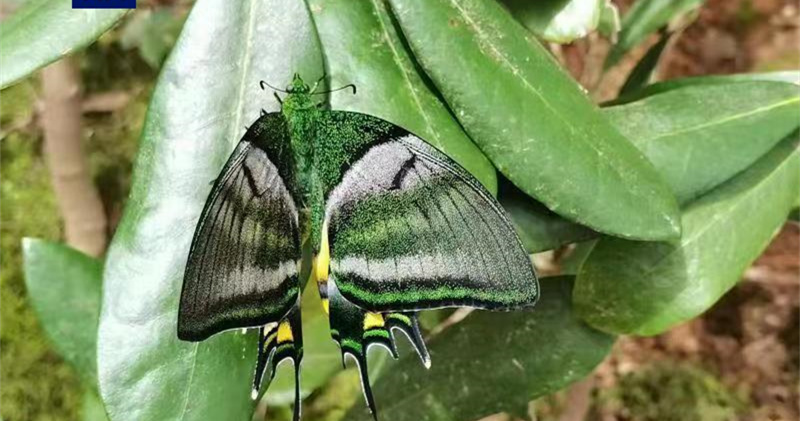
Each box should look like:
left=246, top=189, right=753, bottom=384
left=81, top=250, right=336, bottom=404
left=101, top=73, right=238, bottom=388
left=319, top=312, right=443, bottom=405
left=177, top=75, right=538, bottom=421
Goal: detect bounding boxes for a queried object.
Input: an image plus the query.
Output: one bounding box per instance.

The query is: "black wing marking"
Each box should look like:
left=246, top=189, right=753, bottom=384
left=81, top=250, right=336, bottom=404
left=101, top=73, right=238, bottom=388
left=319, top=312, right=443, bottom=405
left=325, top=130, right=538, bottom=313
left=178, top=136, right=301, bottom=341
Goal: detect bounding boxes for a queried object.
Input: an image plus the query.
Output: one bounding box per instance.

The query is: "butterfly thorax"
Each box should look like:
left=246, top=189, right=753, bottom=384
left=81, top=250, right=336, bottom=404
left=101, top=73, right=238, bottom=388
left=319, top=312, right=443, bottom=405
left=280, top=79, right=326, bottom=255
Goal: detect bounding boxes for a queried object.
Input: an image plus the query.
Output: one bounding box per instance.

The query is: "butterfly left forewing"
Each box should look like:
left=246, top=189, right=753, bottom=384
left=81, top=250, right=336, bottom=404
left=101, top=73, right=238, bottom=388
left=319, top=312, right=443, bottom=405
left=178, top=112, right=305, bottom=418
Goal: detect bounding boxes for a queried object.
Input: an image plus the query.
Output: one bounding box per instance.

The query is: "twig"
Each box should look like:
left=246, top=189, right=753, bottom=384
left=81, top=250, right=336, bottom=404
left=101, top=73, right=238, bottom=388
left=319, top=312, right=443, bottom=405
left=40, top=58, right=108, bottom=257
left=557, top=376, right=595, bottom=421
left=82, top=91, right=132, bottom=113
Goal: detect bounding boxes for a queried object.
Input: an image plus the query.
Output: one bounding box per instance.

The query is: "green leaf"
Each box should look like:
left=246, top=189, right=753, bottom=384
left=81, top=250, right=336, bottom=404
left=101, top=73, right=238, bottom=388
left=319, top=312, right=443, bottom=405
left=96, top=1, right=325, bottom=420
left=308, top=0, right=497, bottom=194
left=82, top=389, right=110, bottom=421
left=505, top=81, right=798, bottom=252
left=499, top=0, right=606, bottom=43
left=388, top=0, right=681, bottom=241
left=597, top=0, right=621, bottom=38
left=22, top=238, right=103, bottom=387
left=347, top=276, right=616, bottom=421
left=605, top=0, right=703, bottom=68
left=119, top=9, right=185, bottom=69
left=618, top=28, right=671, bottom=96
left=575, top=136, right=800, bottom=336
left=499, top=181, right=595, bottom=253
left=0, top=0, right=127, bottom=88
left=611, top=71, right=800, bottom=105
left=560, top=240, right=598, bottom=275
left=608, top=81, right=800, bottom=203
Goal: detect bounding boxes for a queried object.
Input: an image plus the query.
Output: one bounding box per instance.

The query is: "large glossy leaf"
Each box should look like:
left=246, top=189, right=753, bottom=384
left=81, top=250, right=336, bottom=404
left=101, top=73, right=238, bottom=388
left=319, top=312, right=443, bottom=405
left=83, top=389, right=111, bottom=421
left=575, top=136, right=800, bottom=335
left=96, top=1, right=325, bottom=420
left=347, top=276, right=616, bottom=421
left=607, top=81, right=800, bottom=203
left=499, top=0, right=606, bottom=43
left=605, top=0, right=703, bottom=68
left=22, top=239, right=103, bottom=386
left=308, top=0, right=497, bottom=194
left=504, top=81, right=799, bottom=252
left=499, top=181, right=595, bottom=253
left=388, top=0, right=681, bottom=241
left=610, top=71, right=800, bottom=105
left=0, top=0, right=127, bottom=88
left=618, top=28, right=671, bottom=96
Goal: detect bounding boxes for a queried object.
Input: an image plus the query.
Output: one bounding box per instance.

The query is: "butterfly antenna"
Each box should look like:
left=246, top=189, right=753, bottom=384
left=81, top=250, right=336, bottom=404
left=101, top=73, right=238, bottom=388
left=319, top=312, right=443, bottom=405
left=310, top=73, right=328, bottom=94
left=259, top=80, right=289, bottom=94
left=313, top=84, right=357, bottom=96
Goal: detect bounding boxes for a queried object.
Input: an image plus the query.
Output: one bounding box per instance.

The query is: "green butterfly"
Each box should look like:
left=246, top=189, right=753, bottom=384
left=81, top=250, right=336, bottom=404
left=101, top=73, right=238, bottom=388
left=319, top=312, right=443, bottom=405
left=177, top=74, right=539, bottom=420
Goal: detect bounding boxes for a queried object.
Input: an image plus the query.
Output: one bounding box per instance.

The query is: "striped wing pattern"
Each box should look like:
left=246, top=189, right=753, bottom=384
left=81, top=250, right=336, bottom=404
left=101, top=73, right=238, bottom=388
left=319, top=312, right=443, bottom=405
left=325, top=133, right=539, bottom=313
left=178, top=139, right=301, bottom=341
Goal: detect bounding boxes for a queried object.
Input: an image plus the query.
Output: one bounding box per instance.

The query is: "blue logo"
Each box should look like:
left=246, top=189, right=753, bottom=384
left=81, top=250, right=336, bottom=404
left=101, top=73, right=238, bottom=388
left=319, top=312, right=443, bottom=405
left=73, top=0, right=136, bottom=8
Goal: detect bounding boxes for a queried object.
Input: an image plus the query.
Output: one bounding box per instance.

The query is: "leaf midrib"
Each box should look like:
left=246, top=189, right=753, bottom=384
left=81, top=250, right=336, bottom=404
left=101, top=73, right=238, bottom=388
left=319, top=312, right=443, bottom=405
left=643, top=96, right=800, bottom=143
left=630, top=145, right=798, bottom=329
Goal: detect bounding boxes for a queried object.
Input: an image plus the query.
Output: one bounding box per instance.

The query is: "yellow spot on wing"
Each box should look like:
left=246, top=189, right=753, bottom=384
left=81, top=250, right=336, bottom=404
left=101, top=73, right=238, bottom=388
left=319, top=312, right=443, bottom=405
left=363, top=312, right=385, bottom=330
left=315, top=220, right=330, bottom=283
left=277, top=321, right=293, bottom=343
left=322, top=298, right=329, bottom=315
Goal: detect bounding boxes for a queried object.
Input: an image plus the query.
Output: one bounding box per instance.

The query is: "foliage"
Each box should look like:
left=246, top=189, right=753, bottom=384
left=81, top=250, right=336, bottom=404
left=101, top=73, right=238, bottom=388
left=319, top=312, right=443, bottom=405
left=0, top=0, right=127, bottom=88
left=575, top=134, right=800, bottom=335
left=500, top=0, right=618, bottom=43
left=605, top=0, right=704, bottom=68
left=3, top=0, right=798, bottom=420
left=22, top=239, right=110, bottom=421
left=23, top=239, right=103, bottom=386
left=389, top=0, right=681, bottom=241
left=119, top=9, right=186, bottom=69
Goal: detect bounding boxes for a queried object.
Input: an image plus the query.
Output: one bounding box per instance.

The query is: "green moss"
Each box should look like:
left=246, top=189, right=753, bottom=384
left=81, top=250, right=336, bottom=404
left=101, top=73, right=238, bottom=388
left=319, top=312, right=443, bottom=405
left=1, top=67, right=145, bottom=420
left=1, top=81, right=79, bottom=420
left=594, top=361, right=748, bottom=421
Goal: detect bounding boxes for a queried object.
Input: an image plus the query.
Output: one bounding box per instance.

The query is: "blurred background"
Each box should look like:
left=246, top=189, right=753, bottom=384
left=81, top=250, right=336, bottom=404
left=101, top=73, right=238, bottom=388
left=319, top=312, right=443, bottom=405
left=0, top=0, right=797, bottom=420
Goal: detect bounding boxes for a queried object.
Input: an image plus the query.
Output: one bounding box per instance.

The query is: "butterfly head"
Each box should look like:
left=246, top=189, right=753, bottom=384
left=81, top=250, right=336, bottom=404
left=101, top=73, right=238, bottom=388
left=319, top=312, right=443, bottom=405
left=286, top=73, right=311, bottom=95
left=261, top=74, right=357, bottom=113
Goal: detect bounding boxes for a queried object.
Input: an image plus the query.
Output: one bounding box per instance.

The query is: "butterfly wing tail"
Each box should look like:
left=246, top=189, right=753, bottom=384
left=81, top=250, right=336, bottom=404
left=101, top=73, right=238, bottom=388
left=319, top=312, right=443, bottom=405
left=386, top=312, right=430, bottom=369
left=326, top=278, right=435, bottom=420
left=251, top=304, right=303, bottom=420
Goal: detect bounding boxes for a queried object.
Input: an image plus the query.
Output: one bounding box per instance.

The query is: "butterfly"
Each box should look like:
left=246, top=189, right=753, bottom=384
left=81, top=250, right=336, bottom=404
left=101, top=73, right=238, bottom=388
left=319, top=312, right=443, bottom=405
left=177, top=74, right=539, bottom=420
